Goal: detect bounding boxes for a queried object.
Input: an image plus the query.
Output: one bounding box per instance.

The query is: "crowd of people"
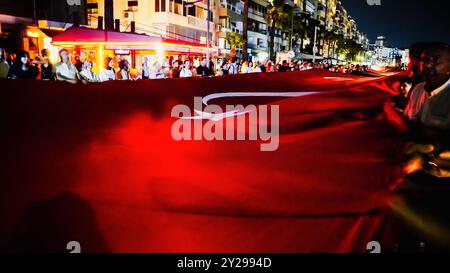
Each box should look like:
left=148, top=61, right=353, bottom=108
left=0, top=46, right=375, bottom=83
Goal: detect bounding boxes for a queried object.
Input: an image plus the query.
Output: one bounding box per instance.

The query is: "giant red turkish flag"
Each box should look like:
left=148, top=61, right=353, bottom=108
left=0, top=69, right=407, bottom=252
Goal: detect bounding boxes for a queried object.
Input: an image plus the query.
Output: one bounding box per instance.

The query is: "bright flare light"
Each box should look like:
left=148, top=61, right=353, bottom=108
left=156, top=44, right=165, bottom=64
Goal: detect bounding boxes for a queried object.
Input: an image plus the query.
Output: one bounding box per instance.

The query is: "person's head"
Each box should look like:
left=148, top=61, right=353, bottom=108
left=173, top=61, right=179, bottom=68
left=201, top=58, right=207, bottom=67
left=282, top=60, right=287, bottom=66
left=119, top=59, right=129, bottom=71
left=104, top=57, right=114, bottom=69
left=15, top=50, right=30, bottom=66
left=184, top=60, right=190, bottom=69
left=420, top=42, right=450, bottom=92
left=82, top=60, right=93, bottom=71
left=248, top=61, right=253, bottom=67
left=59, top=49, right=69, bottom=63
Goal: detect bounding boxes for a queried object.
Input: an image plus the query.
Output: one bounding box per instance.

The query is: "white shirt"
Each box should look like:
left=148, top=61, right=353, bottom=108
left=179, top=68, right=192, bottom=78
left=99, top=68, right=116, bottom=82
left=420, top=77, right=450, bottom=129
left=229, top=63, right=237, bottom=74
left=252, top=66, right=262, bottom=73
left=430, top=77, right=450, bottom=97
left=55, top=62, right=78, bottom=81
left=404, top=82, right=427, bottom=121
left=79, top=70, right=100, bottom=82
left=117, top=69, right=131, bottom=80
left=142, top=64, right=149, bottom=77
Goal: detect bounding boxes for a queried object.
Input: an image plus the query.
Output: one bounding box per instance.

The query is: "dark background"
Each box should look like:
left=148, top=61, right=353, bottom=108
left=342, top=0, right=450, bottom=48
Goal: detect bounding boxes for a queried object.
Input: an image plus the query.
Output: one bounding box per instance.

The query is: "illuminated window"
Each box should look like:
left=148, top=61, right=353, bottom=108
left=87, top=1, right=98, bottom=26
left=196, top=6, right=204, bottom=19
left=173, top=0, right=183, bottom=15
left=219, top=17, right=228, bottom=28
left=128, top=1, right=138, bottom=12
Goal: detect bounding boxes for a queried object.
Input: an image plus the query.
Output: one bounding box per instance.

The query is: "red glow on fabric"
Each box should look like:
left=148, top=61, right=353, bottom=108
left=0, top=70, right=407, bottom=252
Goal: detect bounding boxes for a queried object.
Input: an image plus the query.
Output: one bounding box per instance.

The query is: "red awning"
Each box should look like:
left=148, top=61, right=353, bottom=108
left=51, top=27, right=212, bottom=54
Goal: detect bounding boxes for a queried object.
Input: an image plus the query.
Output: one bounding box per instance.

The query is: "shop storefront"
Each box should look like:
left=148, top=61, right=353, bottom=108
left=51, top=26, right=215, bottom=75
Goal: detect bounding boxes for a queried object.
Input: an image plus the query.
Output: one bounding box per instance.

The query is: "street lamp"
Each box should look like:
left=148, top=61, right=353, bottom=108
left=312, top=26, right=319, bottom=63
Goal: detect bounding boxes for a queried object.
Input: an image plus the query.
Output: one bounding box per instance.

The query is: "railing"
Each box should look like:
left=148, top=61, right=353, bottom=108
left=248, top=29, right=267, bottom=35
left=249, top=8, right=264, bottom=17
left=187, top=15, right=207, bottom=28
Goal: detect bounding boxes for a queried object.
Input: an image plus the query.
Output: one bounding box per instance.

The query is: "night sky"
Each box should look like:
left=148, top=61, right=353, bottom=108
left=341, top=0, right=450, bottom=48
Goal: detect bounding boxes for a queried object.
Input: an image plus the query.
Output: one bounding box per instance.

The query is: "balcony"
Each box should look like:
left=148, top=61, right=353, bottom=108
left=249, top=27, right=268, bottom=35
left=188, top=15, right=207, bottom=29
left=249, top=8, right=264, bottom=18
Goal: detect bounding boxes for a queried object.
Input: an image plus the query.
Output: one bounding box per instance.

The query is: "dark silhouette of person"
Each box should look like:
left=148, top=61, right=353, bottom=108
left=6, top=192, right=110, bottom=253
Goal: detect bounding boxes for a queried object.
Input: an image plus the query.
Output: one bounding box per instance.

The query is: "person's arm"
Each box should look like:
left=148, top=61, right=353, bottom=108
left=56, top=71, right=78, bottom=83
left=55, top=64, right=77, bottom=83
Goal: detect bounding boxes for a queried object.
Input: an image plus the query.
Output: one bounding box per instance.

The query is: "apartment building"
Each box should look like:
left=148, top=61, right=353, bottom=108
left=217, top=0, right=244, bottom=56
left=86, top=0, right=219, bottom=45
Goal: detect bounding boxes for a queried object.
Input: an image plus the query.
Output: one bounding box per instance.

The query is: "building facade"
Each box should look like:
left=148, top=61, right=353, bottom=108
left=217, top=0, right=272, bottom=63
left=369, top=36, right=409, bottom=66
left=1, top=0, right=378, bottom=63
left=85, top=0, right=219, bottom=46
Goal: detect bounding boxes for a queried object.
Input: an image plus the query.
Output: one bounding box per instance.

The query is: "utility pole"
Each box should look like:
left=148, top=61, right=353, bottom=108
left=33, top=0, right=37, bottom=25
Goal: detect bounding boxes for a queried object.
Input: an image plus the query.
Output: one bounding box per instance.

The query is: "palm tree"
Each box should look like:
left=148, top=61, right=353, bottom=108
left=265, top=0, right=289, bottom=61
left=321, top=30, right=340, bottom=58
left=242, top=0, right=249, bottom=61
left=226, top=32, right=246, bottom=59
left=335, top=38, right=364, bottom=61
left=345, top=39, right=364, bottom=61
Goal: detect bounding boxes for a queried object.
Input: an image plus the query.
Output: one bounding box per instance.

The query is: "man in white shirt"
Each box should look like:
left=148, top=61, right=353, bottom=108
left=419, top=43, right=450, bottom=130
left=228, top=57, right=238, bottom=75
left=404, top=43, right=450, bottom=126
left=402, top=43, right=450, bottom=181
left=54, top=49, right=79, bottom=84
